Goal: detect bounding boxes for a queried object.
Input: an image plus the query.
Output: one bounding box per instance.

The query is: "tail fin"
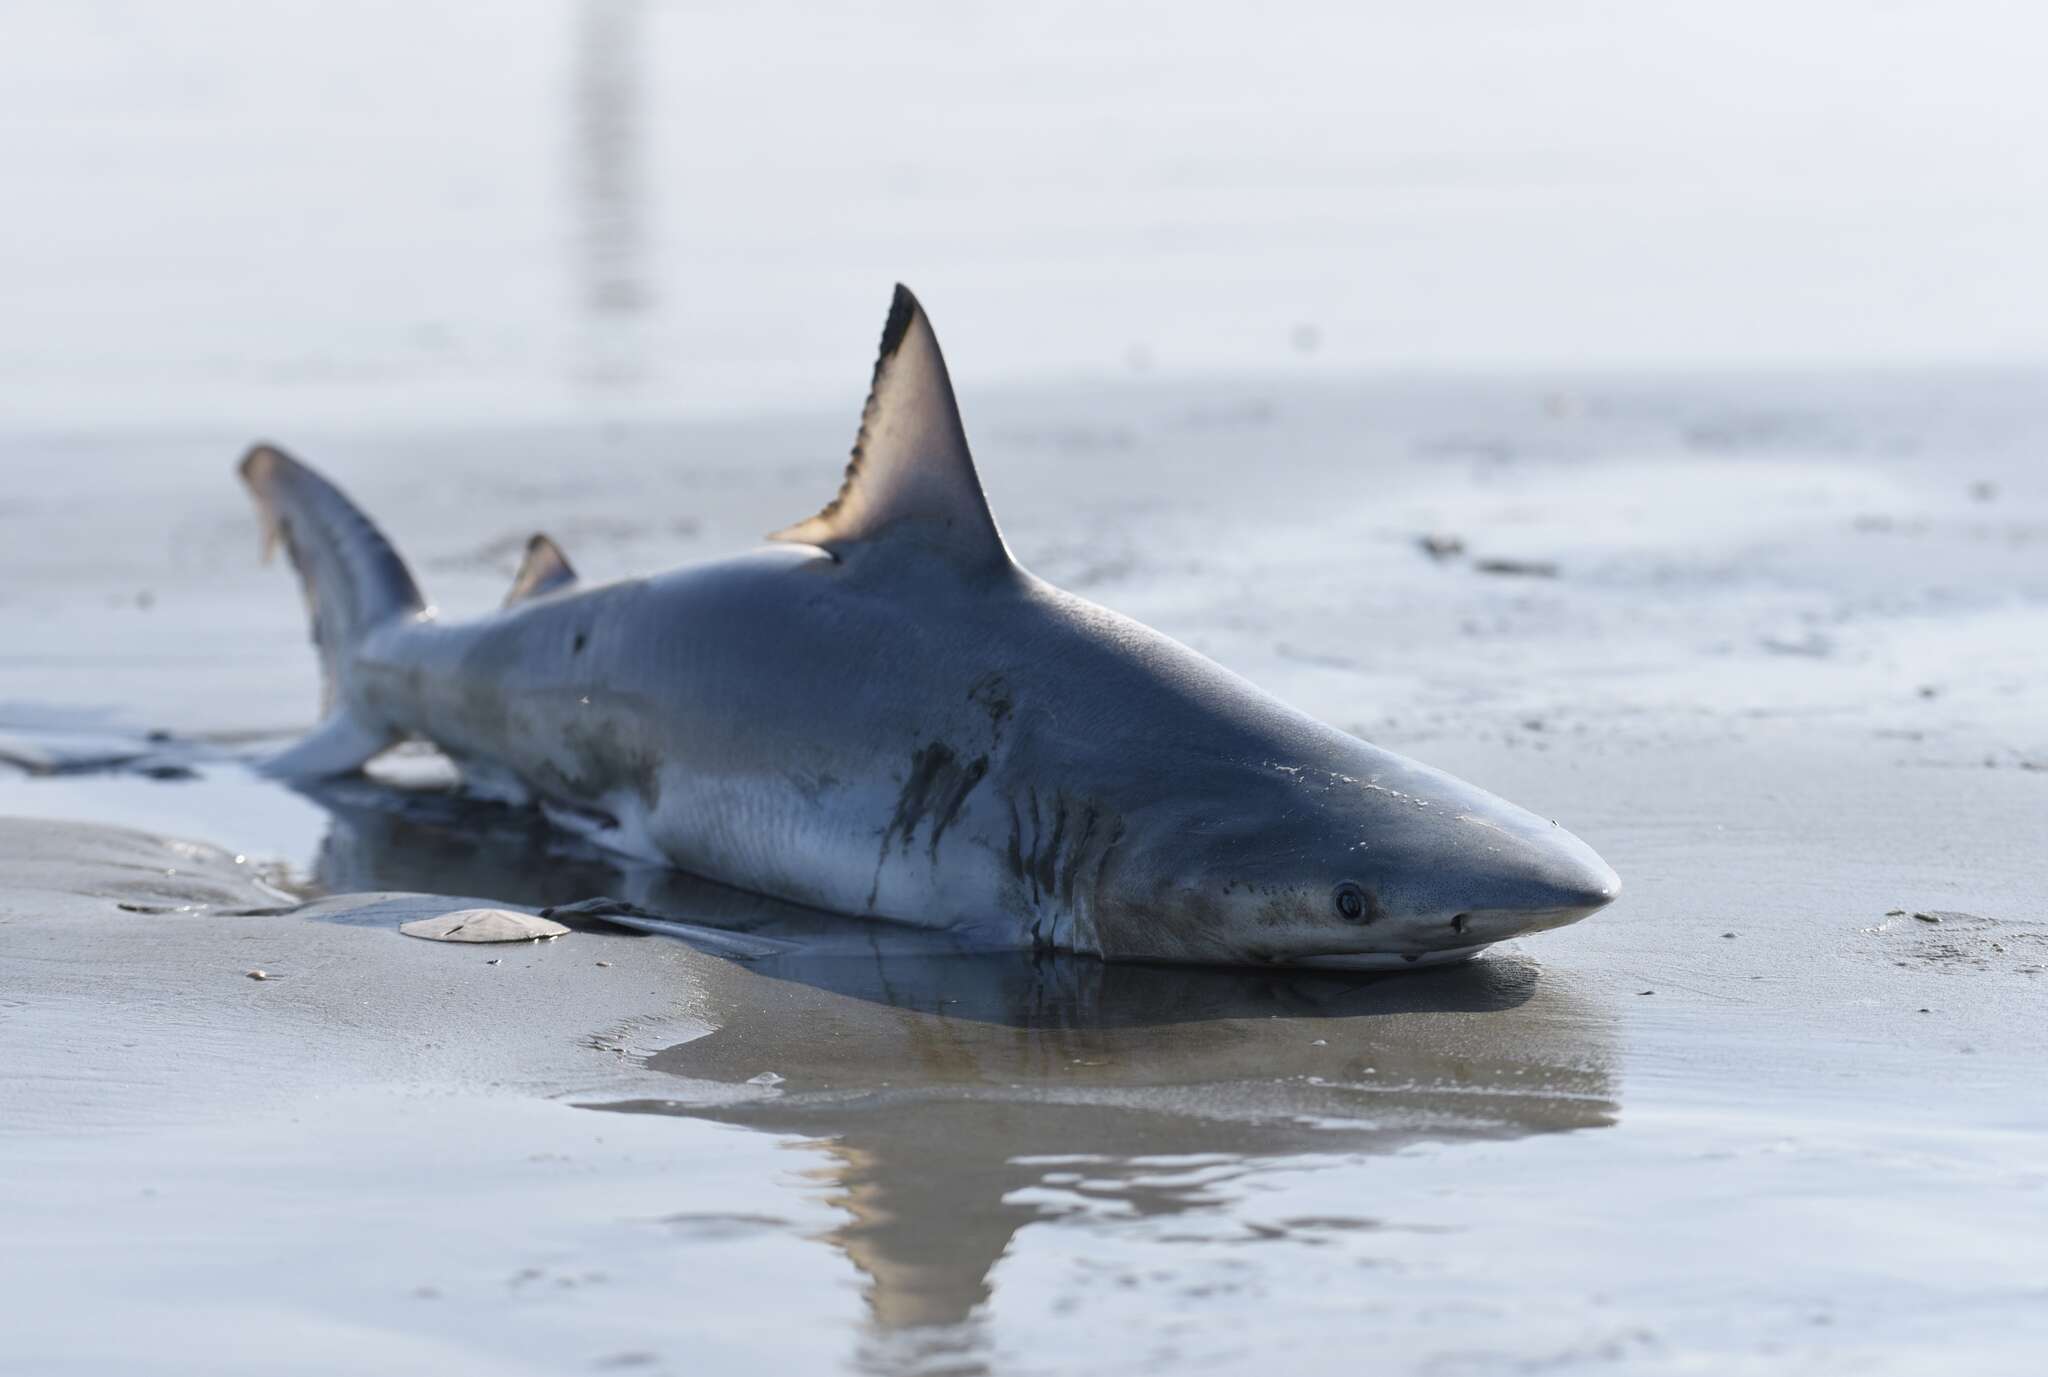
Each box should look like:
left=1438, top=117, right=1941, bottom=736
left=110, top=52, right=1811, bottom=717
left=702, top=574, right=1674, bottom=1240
left=239, top=443, right=422, bottom=777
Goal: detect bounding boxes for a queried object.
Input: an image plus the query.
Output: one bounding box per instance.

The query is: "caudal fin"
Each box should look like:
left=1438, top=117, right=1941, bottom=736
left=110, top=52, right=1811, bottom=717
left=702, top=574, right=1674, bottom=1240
left=239, top=443, right=422, bottom=777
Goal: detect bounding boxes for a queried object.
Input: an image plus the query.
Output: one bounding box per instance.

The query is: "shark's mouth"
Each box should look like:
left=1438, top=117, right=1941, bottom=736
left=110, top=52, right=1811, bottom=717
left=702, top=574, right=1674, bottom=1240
left=1285, top=941, right=1494, bottom=971
left=1279, top=896, right=1610, bottom=969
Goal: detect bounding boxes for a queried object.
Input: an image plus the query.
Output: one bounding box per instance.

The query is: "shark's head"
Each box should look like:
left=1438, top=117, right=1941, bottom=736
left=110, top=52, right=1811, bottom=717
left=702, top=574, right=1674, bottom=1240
left=1087, top=736, right=1619, bottom=969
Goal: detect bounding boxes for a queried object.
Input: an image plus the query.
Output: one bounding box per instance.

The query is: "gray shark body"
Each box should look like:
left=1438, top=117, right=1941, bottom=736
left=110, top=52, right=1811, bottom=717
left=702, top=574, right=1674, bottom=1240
left=244, top=287, right=1618, bottom=967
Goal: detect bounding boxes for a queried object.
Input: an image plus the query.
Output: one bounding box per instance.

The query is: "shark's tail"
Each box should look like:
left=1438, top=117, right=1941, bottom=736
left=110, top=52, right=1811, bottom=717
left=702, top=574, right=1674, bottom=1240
left=239, top=443, right=422, bottom=778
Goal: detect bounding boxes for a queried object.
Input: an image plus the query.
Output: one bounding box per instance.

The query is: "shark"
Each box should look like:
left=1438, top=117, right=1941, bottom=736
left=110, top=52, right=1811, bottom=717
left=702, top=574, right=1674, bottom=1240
left=241, top=285, right=1619, bottom=968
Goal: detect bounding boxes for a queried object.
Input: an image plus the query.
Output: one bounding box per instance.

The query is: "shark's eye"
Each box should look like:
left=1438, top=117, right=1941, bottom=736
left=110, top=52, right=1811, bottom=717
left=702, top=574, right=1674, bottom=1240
left=1333, top=882, right=1368, bottom=922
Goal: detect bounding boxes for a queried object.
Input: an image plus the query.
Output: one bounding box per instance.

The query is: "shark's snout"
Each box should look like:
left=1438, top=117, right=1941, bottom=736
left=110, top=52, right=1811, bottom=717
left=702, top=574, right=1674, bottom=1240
left=1450, top=840, right=1620, bottom=942
left=1519, top=846, right=1621, bottom=914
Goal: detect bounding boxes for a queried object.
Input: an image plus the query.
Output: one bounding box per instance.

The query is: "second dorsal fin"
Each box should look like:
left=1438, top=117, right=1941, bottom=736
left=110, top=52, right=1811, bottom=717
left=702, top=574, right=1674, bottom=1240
left=769, top=285, right=1009, bottom=572
left=503, top=534, right=577, bottom=607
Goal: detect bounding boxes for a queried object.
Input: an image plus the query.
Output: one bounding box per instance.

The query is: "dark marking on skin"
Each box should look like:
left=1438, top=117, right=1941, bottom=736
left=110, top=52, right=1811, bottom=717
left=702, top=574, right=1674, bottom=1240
left=572, top=632, right=588, bottom=654
left=869, top=741, right=990, bottom=909
left=1058, top=805, right=1100, bottom=908
left=1090, top=817, right=1128, bottom=909
left=1026, top=788, right=1044, bottom=904
left=926, top=754, right=989, bottom=860
left=966, top=672, right=1014, bottom=746
left=552, top=708, right=663, bottom=812
left=1037, top=797, right=1067, bottom=898
left=1005, top=796, right=1026, bottom=881
left=884, top=744, right=955, bottom=858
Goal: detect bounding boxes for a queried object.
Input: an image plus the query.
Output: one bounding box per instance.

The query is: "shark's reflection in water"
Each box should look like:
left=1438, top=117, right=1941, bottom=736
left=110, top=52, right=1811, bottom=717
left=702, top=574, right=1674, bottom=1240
left=300, top=773, right=1619, bottom=1369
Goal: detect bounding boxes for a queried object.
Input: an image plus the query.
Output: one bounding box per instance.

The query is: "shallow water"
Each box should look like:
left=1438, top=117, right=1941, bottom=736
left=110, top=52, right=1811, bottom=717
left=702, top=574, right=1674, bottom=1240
left=3, top=523, right=2045, bottom=1374
left=4, top=366, right=2047, bottom=1372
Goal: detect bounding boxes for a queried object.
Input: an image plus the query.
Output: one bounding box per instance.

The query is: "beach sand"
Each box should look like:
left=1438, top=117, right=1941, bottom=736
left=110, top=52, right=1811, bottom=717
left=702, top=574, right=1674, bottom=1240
left=2, top=372, right=2044, bottom=1375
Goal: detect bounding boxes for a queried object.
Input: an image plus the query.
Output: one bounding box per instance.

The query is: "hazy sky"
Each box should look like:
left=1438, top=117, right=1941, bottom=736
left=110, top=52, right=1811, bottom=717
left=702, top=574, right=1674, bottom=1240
left=5, top=0, right=2046, bottom=425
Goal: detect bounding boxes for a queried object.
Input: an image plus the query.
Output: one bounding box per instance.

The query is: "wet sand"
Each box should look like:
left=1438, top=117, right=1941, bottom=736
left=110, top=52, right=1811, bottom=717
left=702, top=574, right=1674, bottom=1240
left=3, top=372, right=2045, bottom=1374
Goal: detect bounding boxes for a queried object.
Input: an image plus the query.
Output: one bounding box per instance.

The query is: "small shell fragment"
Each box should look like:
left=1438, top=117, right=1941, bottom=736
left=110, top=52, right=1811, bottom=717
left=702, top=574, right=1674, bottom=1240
left=400, top=909, right=570, bottom=943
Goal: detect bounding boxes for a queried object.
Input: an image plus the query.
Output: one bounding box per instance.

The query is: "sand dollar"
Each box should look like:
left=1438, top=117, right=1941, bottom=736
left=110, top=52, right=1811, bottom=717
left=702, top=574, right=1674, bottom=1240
left=399, top=908, right=569, bottom=943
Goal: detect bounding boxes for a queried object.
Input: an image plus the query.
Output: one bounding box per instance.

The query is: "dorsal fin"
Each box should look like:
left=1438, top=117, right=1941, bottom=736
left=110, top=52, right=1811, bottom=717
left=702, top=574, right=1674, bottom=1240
left=503, top=534, right=577, bottom=607
left=770, top=285, right=1009, bottom=571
